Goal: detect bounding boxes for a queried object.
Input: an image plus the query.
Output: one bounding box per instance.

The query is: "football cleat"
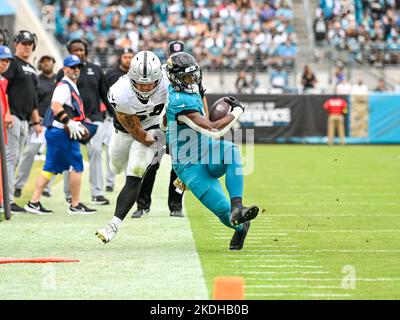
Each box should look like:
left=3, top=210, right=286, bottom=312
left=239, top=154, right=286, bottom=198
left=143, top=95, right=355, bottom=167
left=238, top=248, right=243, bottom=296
left=14, top=188, right=22, bottom=198
left=131, top=208, right=150, bottom=218
left=230, top=205, right=259, bottom=227
left=95, top=223, right=118, bottom=244
left=170, top=209, right=184, bottom=217
left=229, top=221, right=250, bottom=250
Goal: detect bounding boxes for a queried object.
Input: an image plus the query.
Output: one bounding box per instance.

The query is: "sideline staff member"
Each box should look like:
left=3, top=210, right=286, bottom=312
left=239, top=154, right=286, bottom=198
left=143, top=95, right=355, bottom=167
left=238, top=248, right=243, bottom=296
left=14, top=55, right=57, bottom=198
left=57, top=39, right=112, bottom=206
left=25, top=55, right=96, bottom=215
left=3, top=30, right=42, bottom=213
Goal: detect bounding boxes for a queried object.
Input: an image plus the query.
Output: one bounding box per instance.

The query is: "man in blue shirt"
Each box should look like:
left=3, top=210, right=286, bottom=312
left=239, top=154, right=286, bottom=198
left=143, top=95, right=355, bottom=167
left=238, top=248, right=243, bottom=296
left=163, top=52, right=259, bottom=250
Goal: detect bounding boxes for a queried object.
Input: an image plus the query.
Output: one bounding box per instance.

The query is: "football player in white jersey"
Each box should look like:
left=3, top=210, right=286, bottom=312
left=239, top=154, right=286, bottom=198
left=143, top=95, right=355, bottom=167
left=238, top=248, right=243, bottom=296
left=95, top=51, right=167, bottom=243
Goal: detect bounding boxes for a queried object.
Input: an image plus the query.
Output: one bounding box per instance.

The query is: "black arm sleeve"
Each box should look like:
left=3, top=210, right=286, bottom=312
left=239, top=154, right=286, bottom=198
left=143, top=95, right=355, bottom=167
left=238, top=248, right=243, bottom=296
left=99, top=69, right=115, bottom=116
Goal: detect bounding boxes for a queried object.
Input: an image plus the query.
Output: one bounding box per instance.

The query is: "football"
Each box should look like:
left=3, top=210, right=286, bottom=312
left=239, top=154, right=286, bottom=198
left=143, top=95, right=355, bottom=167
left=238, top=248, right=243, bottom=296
left=64, top=124, right=90, bottom=140
left=209, top=97, right=232, bottom=122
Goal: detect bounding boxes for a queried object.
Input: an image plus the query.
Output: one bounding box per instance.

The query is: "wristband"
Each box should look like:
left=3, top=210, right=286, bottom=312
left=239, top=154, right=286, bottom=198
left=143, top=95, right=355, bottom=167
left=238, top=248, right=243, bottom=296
left=33, top=122, right=41, bottom=125
left=55, top=110, right=70, bottom=124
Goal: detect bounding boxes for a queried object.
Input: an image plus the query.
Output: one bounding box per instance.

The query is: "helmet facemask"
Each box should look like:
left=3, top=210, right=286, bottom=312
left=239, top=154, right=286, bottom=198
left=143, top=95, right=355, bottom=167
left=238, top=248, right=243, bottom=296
left=130, top=78, right=161, bottom=100
left=128, top=50, right=163, bottom=100
left=169, top=67, right=202, bottom=94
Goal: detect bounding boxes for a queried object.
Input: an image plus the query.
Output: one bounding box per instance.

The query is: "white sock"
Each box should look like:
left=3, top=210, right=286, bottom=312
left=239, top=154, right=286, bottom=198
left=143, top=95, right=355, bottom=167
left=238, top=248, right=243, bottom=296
left=111, top=216, right=123, bottom=230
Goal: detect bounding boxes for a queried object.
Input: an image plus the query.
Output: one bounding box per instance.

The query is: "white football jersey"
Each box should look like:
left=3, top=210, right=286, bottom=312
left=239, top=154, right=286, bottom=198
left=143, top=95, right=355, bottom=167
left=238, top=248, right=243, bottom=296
left=108, top=75, right=169, bottom=130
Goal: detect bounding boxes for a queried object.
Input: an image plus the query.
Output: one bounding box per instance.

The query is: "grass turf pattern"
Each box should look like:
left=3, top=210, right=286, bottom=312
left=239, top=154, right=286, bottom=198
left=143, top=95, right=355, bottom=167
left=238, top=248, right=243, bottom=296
left=185, top=145, right=400, bottom=299
left=0, top=145, right=399, bottom=299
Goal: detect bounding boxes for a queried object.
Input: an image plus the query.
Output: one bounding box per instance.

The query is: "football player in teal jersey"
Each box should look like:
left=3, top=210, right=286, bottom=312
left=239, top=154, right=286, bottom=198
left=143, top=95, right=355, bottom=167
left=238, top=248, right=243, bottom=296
left=161, top=52, right=259, bottom=250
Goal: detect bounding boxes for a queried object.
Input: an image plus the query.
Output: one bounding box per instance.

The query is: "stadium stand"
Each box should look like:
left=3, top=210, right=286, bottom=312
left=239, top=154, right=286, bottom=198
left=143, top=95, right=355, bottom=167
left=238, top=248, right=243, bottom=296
left=42, top=0, right=297, bottom=72
left=315, top=0, right=400, bottom=66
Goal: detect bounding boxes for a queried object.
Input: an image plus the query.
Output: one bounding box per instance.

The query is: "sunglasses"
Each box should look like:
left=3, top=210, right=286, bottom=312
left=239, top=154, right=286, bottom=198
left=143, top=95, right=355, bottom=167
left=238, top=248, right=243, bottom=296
left=69, top=65, right=81, bottom=70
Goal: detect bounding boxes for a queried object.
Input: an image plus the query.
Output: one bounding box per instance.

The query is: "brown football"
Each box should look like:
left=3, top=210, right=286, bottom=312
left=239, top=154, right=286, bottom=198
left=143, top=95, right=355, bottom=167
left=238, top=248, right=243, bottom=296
left=64, top=124, right=90, bottom=140
left=209, top=97, right=232, bottom=122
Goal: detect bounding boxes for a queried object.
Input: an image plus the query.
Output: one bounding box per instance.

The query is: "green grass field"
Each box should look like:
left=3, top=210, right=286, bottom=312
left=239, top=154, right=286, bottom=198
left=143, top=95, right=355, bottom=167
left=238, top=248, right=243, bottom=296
left=1, top=145, right=400, bottom=299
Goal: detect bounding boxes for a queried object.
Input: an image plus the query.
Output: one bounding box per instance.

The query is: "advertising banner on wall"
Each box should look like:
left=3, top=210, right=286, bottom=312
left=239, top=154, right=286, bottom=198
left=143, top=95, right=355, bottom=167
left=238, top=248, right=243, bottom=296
left=206, top=94, right=348, bottom=142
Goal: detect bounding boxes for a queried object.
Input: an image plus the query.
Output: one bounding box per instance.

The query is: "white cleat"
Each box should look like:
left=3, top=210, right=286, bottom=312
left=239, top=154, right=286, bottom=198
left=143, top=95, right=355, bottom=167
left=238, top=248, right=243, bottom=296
left=95, top=223, right=118, bottom=244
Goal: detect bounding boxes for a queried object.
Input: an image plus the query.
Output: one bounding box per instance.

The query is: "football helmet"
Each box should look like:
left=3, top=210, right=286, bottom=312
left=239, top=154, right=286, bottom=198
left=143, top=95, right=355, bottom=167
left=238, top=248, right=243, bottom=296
left=127, top=50, right=163, bottom=99
left=166, top=52, right=202, bottom=94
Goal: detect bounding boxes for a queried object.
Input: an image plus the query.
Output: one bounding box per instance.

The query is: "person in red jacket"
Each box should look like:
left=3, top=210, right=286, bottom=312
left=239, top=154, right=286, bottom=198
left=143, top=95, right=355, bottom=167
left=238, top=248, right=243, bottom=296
left=0, top=45, right=14, bottom=211
left=323, top=95, right=348, bottom=145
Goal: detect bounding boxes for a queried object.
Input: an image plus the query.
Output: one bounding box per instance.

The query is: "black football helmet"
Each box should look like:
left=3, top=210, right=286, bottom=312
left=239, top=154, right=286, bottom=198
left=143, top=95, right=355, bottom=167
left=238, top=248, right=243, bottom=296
left=166, top=52, right=202, bottom=94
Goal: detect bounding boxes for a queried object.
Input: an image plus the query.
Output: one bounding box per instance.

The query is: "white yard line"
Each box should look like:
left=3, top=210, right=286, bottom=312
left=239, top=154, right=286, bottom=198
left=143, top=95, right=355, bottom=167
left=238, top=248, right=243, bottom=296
left=246, top=278, right=400, bottom=282
left=246, top=285, right=340, bottom=289
left=245, top=293, right=352, bottom=297
left=237, top=271, right=330, bottom=275
left=273, top=229, right=400, bottom=233
left=237, top=265, right=323, bottom=268
left=239, top=249, right=400, bottom=253
left=229, top=260, right=318, bottom=263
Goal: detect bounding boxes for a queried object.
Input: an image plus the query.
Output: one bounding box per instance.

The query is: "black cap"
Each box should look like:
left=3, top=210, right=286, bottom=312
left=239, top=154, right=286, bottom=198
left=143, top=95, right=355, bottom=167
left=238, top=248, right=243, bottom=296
left=168, top=40, right=185, bottom=55
left=39, top=55, right=55, bottom=63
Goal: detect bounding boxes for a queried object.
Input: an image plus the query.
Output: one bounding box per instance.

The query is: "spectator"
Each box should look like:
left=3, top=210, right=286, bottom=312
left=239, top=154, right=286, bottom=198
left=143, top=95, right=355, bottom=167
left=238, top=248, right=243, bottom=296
left=235, top=69, right=250, bottom=94
left=336, top=78, right=352, bottom=94
left=374, top=78, right=388, bottom=92
left=313, top=12, right=327, bottom=60
left=270, top=63, right=288, bottom=91
left=14, top=55, right=57, bottom=199
left=351, top=79, right=369, bottom=94
left=272, top=38, right=297, bottom=68
left=24, top=55, right=97, bottom=215
left=0, top=45, right=14, bottom=213
left=323, top=94, right=348, bottom=145
left=3, top=30, right=43, bottom=213
left=301, top=65, right=317, bottom=91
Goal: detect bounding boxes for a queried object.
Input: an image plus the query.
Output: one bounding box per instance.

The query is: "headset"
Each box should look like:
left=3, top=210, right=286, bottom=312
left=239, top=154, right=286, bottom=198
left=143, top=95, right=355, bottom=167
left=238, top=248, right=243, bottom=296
left=0, top=29, right=10, bottom=46
left=13, top=30, right=38, bottom=51
left=66, top=38, right=89, bottom=56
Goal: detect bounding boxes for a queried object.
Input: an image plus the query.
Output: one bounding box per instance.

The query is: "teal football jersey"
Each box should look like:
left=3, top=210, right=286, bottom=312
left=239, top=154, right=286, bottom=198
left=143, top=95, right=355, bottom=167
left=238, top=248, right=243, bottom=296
left=166, top=85, right=210, bottom=173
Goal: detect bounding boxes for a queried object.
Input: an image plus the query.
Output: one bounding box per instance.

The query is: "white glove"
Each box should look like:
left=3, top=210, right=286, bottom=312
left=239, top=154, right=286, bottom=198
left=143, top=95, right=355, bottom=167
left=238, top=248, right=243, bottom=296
left=152, top=129, right=166, bottom=148
left=150, top=129, right=166, bottom=166
left=66, top=120, right=85, bottom=140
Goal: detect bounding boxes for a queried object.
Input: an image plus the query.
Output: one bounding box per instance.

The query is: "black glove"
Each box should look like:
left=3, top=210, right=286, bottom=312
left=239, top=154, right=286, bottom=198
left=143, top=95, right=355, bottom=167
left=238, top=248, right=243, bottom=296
left=199, top=81, right=206, bottom=99
left=224, top=96, right=244, bottom=112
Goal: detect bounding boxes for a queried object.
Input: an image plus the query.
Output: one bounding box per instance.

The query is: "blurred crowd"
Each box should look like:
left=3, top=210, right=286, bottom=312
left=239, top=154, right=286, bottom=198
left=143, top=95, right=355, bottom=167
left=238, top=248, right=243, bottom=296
left=43, top=0, right=297, bottom=72
left=314, top=0, right=400, bottom=66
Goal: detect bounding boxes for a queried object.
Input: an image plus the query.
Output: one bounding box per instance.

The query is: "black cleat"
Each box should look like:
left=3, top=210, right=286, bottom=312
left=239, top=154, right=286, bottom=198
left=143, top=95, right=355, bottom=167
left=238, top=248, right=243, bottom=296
left=230, top=205, right=259, bottom=227
left=230, top=221, right=251, bottom=250
left=105, top=186, right=114, bottom=192
left=131, top=208, right=150, bottom=218
left=170, top=209, right=184, bottom=217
